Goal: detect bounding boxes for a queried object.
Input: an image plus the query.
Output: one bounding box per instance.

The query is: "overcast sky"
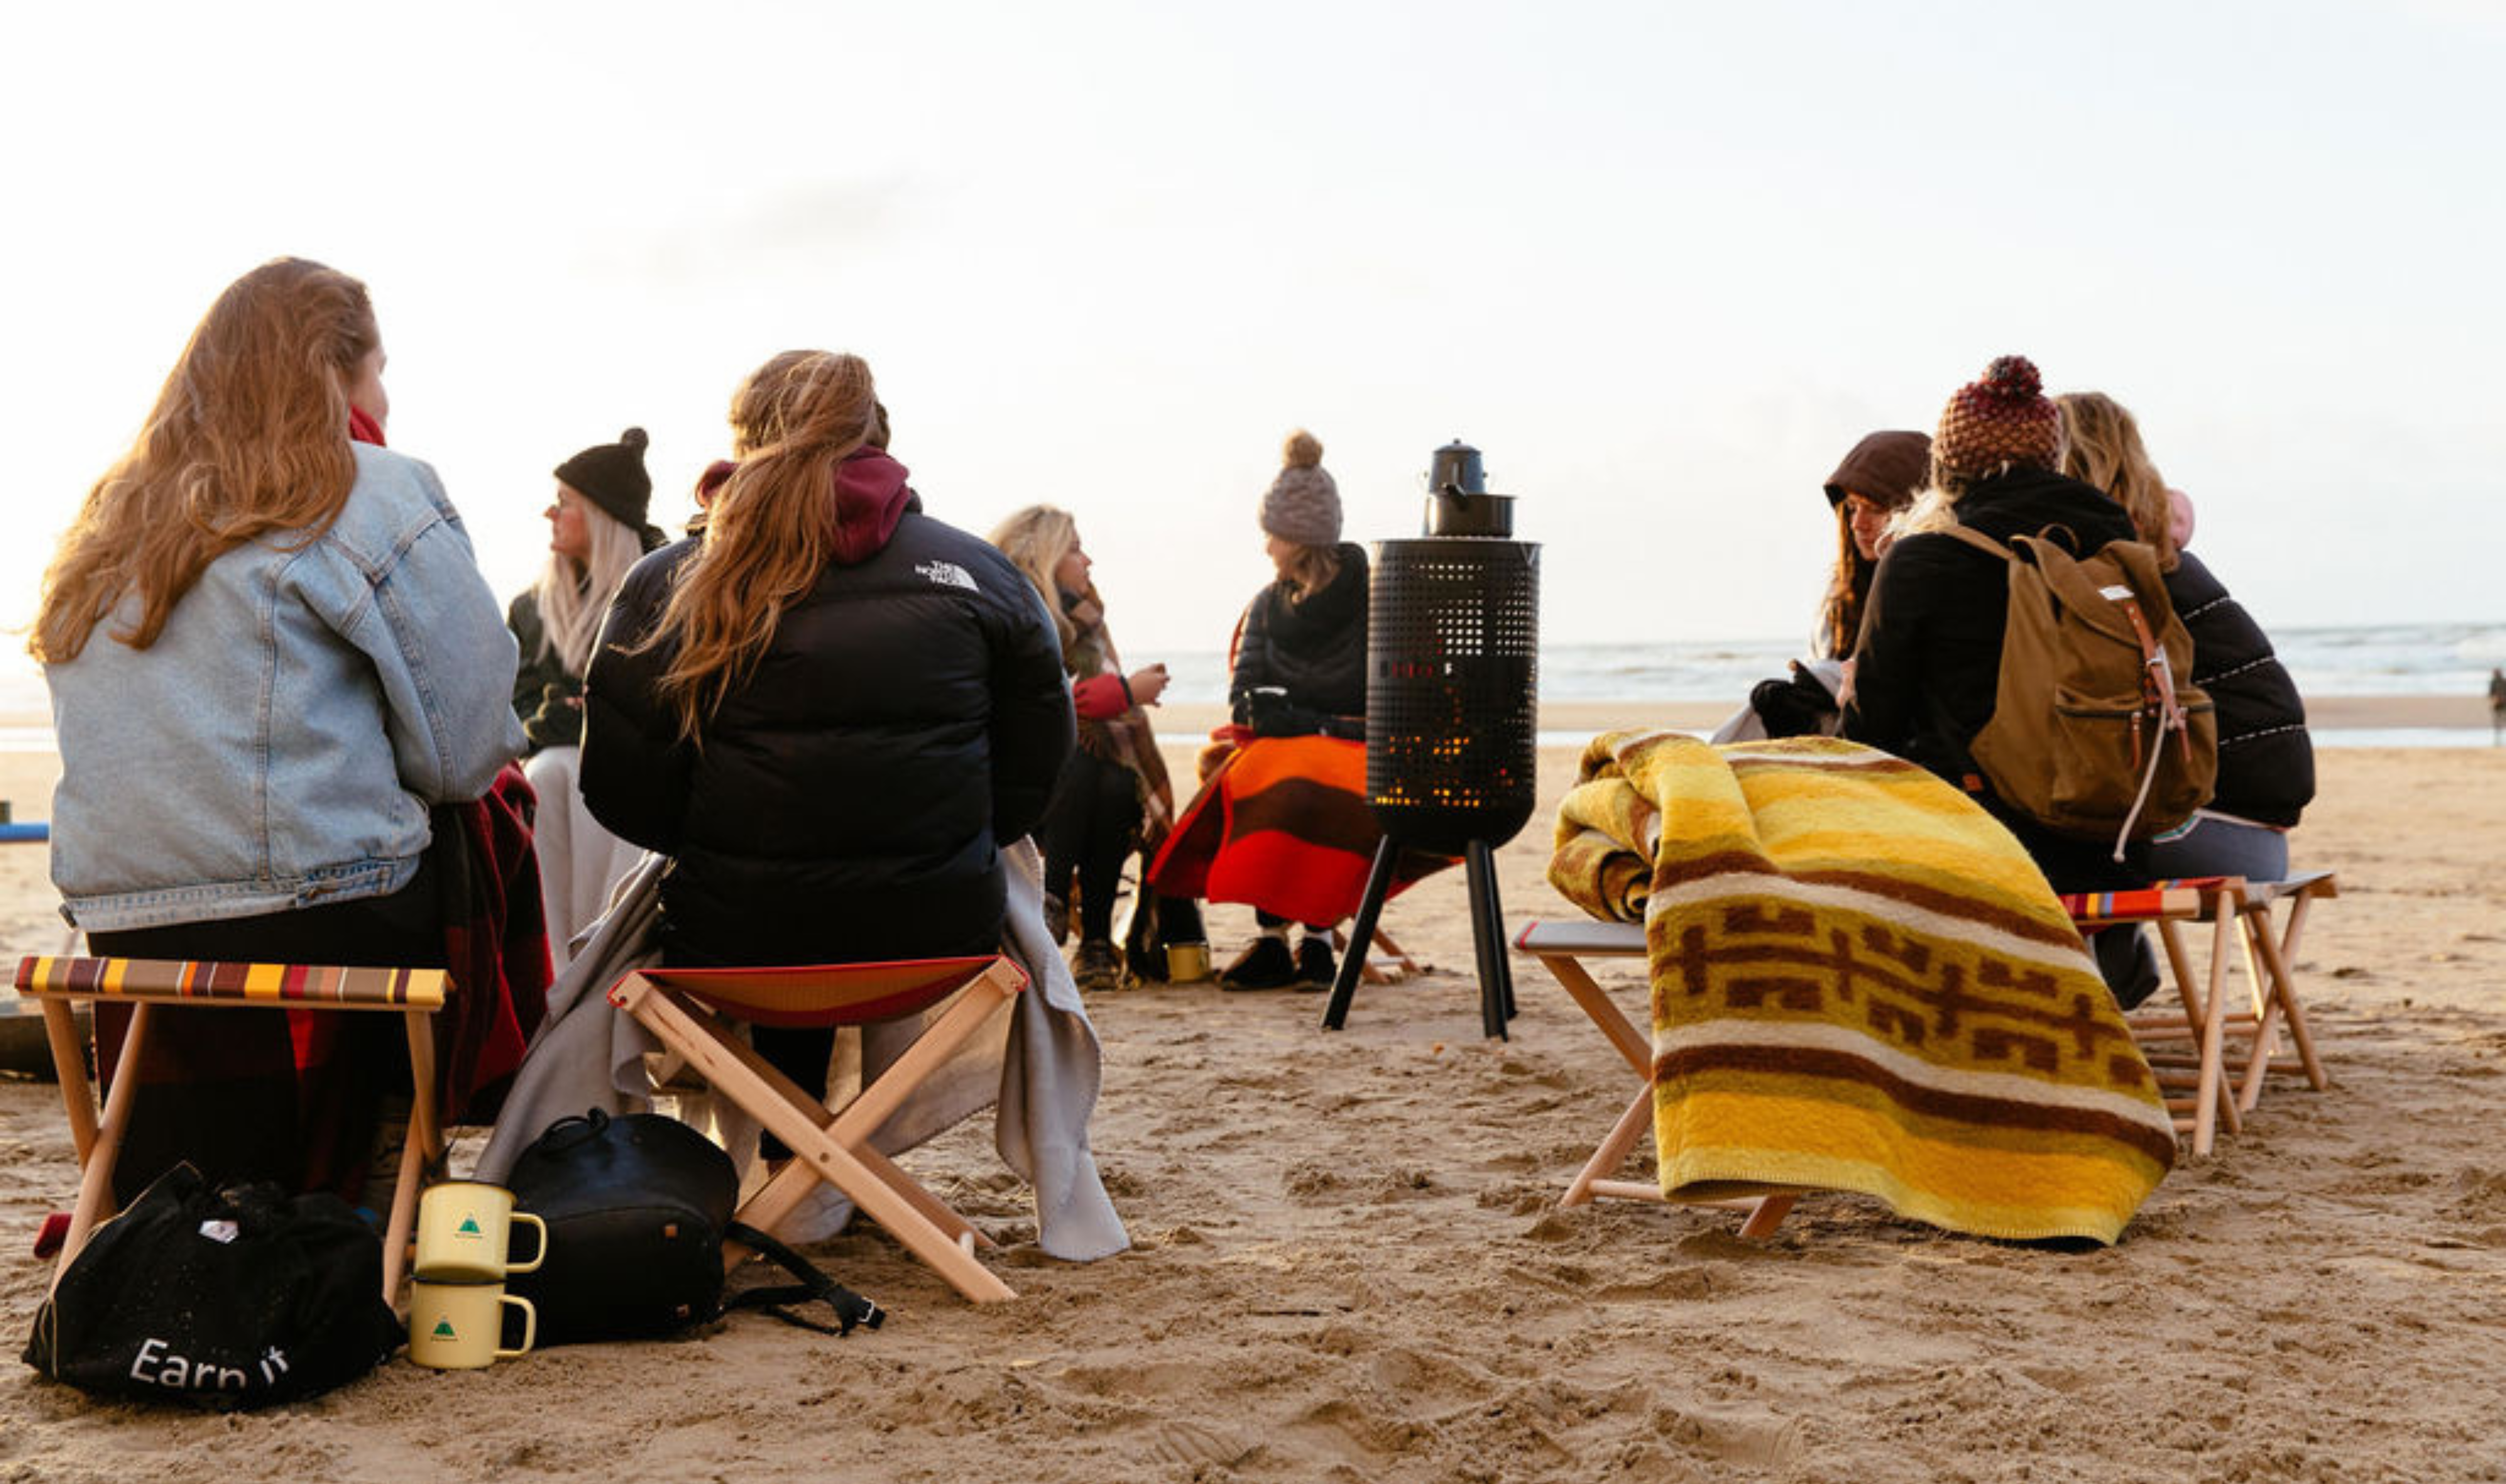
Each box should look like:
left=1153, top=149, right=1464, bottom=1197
left=3, top=0, right=2498, bottom=681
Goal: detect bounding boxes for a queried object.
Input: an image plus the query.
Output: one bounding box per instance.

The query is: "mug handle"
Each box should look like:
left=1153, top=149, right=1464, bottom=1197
left=496, top=1293, right=537, bottom=1359
left=505, top=1212, right=549, bottom=1274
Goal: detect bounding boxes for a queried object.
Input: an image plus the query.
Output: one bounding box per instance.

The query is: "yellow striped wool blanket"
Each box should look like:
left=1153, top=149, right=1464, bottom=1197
left=1549, top=731, right=2177, bottom=1244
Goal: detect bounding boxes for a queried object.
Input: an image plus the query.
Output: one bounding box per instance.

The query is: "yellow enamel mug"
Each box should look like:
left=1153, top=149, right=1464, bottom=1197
left=414, top=1181, right=547, bottom=1282
left=1165, top=942, right=1212, bottom=982
left=406, top=1280, right=536, bottom=1369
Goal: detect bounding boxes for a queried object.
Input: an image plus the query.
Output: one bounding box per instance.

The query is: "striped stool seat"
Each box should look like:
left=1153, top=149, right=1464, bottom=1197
left=15, top=954, right=454, bottom=1304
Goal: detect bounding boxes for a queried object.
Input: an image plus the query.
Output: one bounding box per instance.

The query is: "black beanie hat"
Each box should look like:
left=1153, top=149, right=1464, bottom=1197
left=554, top=428, right=659, bottom=545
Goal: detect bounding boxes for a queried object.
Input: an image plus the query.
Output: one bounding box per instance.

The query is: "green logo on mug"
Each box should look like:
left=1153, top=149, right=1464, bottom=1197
left=457, top=1216, right=483, bottom=1237
left=432, top=1320, right=456, bottom=1339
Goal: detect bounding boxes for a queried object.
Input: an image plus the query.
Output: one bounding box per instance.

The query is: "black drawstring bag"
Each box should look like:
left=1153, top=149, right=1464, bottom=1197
left=24, top=1164, right=400, bottom=1408
left=503, top=1109, right=882, bottom=1344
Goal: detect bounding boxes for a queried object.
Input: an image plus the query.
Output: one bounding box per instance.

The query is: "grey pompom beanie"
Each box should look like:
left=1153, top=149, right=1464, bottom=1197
left=1259, top=429, right=1341, bottom=546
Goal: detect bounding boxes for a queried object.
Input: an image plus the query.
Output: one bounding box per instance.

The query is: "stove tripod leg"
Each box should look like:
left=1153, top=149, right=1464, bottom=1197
left=1322, top=836, right=1400, bottom=1031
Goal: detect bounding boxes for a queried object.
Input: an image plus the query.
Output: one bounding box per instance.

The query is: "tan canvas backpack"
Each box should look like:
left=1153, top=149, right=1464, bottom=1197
left=1943, top=526, right=2217, bottom=858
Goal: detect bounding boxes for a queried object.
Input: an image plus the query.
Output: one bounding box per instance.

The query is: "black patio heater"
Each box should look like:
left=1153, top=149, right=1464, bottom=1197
left=1323, top=440, right=1540, bottom=1039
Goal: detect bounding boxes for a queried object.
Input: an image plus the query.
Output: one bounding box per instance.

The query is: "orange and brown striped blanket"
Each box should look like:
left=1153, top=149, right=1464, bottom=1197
left=1149, top=735, right=1451, bottom=926
left=1549, top=731, right=2177, bottom=1244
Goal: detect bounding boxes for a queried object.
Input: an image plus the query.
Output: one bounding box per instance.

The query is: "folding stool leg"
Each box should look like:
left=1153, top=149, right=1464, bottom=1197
left=733, top=964, right=1022, bottom=1253
left=382, top=1008, right=444, bottom=1304
left=2233, top=899, right=2329, bottom=1111
left=55, top=1002, right=152, bottom=1289
left=1564, top=1087, right=1654, bottom=1207
left=2189, top=905, right=2239, bottom=1157
left=40, top=1000, right=97, bottom=1163
left=2150, top=918, right=2240, bottom=1141
left=1530, top=948, right=1790, bottom=1236
left=619, top=979, right=1015, bottom=1302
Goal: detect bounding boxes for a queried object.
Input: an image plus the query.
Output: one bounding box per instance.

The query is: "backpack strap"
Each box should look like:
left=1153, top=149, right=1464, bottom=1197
left=1940, top=525, right=2014, bottom=562
left=718, top=1221, right=887, bottom=1336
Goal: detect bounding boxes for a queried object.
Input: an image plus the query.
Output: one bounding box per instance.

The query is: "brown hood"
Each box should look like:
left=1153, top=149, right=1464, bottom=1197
left=1823, top=430, right=1932, bottom=509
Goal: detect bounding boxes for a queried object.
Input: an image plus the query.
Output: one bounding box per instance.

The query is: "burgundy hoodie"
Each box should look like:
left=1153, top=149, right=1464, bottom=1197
left=828, top=449, right=915, bottom=564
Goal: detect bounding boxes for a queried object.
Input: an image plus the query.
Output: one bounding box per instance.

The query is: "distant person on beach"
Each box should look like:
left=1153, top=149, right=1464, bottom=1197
left=989, top=504, right=1192, bottom=991
left=2491, top=668, right=2506, bottom=745
left=1840, top=356, right=2158, bottom=1003
left=508, top=427, right=668, bottom=968
left=1148, top=431, right=1429, bottom=993
left=31, top=257, right=528, bottom=1202
left=580, top=350, right=1071, bottom=1115
left=2058, top=391, right=2312, bottom=880
left=1715, top=430, right=1930, bottom=741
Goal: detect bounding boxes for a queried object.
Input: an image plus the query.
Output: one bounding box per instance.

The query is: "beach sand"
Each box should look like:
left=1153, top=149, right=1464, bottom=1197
left=5, top=722, right=2506, bottom=1482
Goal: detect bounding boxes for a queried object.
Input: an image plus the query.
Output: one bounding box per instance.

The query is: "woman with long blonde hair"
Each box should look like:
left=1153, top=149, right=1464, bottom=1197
left=2056, top=391, right=2312, bottom=879
left=34, top=256, right=523, bottom=1200
left=988, top=505, right=1178, bottom=988
left=581, top=349, right=1071, bottom=1106
left=507, top=428, right=666, bottom=966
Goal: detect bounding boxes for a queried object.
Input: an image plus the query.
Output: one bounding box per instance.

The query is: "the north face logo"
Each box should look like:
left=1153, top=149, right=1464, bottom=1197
left=915, top=560, right=979, bottom=593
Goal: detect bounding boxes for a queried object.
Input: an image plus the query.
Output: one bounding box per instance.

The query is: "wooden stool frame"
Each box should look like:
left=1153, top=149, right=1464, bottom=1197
left=1510, top=921, right=1794, bottom=1238
left=12, top=955, right=449, bottom=1303
left=606, top=956, right=1029, bottom=1305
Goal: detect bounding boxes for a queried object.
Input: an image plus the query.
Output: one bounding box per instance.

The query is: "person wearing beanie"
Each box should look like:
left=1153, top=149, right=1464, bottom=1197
left=507, top=426, right=670, bottom=966
left=2057, top=390, right=2312, bottom=881
left=1148, top=430, right=1389, bottom=991
left=1712, top=429, right=1934, bottom=744
left=1839, top=356, right=2160, bottom=1004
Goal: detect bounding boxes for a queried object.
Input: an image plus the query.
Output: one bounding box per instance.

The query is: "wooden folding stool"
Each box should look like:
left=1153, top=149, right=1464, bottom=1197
left=1509, top=920, right=1795, bottom=1238
left=2063, top=880, right=2244, bottom=1157
left=12, top=954, right=450, bottom=1302
left=2217, top=872, right=2337, bottom=1113
left=605, top=955, right=1028, bottom=1304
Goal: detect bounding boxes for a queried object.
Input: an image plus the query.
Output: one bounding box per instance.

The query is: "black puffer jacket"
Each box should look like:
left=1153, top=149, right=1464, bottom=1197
left=580, top=455, right=1074, bottom=967
left=1228, top=543, right=1368, bottom=722
left=2166, top=551, right=2312, bottom=828
left=1842, top=466, right=2143, bottom=890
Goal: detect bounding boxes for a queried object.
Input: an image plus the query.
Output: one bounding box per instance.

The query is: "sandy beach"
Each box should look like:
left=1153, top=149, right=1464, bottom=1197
left=5, top=711, right=2506, bottom=1482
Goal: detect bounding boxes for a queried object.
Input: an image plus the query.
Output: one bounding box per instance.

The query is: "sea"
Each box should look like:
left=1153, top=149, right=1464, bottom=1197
left=1, top=621, right=2500, bottom=757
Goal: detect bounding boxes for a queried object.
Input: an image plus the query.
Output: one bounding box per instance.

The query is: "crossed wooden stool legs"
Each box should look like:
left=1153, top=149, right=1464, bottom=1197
left=1510, top=921, right=1794, bottom=1237
left=605, top=956, right=1028, bottom=1304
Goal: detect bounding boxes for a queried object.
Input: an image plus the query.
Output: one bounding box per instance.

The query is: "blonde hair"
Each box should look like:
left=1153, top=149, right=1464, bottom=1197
left=34, top=258, right=377, bottom=663
left=987, top=504, right=1088, bottom=655
left=1277, top=543, right=1342, bottom=601
left=531, top=491, right=648, bottom=678
left=2056, top=391, right=2179, bottom=569
left=632, top=350, right=882, bottom=739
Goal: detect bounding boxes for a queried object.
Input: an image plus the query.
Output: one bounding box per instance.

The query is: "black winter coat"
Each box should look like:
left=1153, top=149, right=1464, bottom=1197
left=1229, top=543, right=1369, bottom=723
left=2166, top=551, right=2313, bottom=828
left=506, top=590, right=583, bottom=756
left=1841, top=466, right=2144, bottom=891
left=580, top=501, right=1074, bottom=968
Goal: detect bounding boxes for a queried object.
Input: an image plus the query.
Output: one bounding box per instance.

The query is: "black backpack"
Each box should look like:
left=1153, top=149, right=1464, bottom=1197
left=24, top=1164, right=400, bottom=1408
left=503, top=1109, right=882, bottom=1344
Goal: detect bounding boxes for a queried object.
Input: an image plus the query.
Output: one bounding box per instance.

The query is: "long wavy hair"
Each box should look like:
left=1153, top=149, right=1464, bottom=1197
left=987, top=503, right=1104, bottom=664
left=632, top=349, right=883, bottom=739
left=2056, top=391, right=2180, bottom=570
left=531, top=495, right=649, bottom=679
left=33, top=257, right=377, bottom=662
left=1815, top=508, right=1889, bottom=659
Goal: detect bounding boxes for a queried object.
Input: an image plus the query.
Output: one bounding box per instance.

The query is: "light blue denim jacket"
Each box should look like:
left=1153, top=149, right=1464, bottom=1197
left=47, top=444, right=526, bottom=932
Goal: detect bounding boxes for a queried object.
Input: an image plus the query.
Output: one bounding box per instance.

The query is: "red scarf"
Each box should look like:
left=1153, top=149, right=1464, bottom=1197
left=349, top=407, right=387, bottom=446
